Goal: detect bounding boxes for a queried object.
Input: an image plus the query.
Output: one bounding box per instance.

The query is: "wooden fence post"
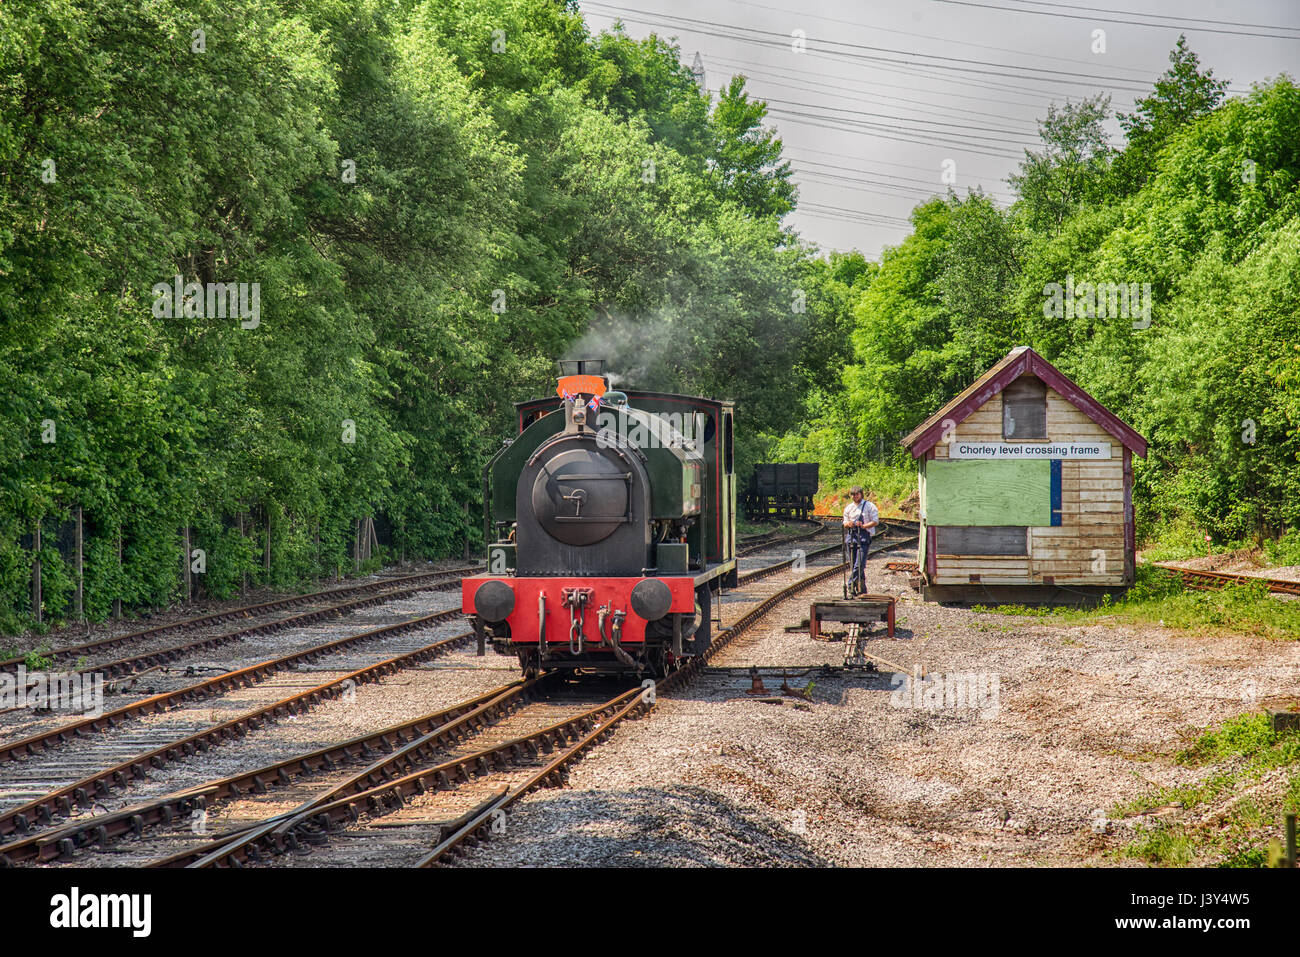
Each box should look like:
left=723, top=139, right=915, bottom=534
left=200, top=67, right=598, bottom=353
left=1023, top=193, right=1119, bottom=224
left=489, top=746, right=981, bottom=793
left=238, top=512, right=247, bottom=596
left=31, top=521, right=42, bottom=625
left=75, top=506, right=84, bottom=622
left=113, top=527, right=122, bottom=620
left=182, top=526, right=192, bottom=602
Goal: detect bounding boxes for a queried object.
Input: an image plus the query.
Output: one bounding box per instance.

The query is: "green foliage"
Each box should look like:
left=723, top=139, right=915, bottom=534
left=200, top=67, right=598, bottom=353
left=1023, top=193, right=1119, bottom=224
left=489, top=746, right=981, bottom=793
left=590, top=25, right=712, bottom=163
left=1118, top=714, right=1300, bottom=867
left=935, top=191, right=1022, bottom=364
left=845, top=199, right=958, bottom=454
left=1008, top=95, right=1116, bottom=234
left=780, top=35, right=1300, bottom=562
left=709, top=75, right=796, bottom=219
left=972, top=563, right=1300, bottom=641
left=1138, top=515, right=1216, bottom=562
left=1263, top=529, right=1300, bottom=567
left=1178, top=713, right=1293, bottom=767
left=24, top=642, right=53, bottom=671
left=1115, top=35, right=1228, bottom=193
left=829, top=463, right=916, bottom=514
left=0, top=0, right=828, bottom=635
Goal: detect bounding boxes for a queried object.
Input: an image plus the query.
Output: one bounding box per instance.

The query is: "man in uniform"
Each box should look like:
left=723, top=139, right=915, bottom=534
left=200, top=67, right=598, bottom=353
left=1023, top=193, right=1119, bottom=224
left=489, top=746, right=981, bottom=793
left=842, top=485, right=878, bottom=596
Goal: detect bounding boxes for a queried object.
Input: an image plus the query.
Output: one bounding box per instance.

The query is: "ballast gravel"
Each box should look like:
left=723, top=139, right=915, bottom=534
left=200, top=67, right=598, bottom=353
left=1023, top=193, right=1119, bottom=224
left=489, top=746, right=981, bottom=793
left=460, top=557, right=1300, bottom=868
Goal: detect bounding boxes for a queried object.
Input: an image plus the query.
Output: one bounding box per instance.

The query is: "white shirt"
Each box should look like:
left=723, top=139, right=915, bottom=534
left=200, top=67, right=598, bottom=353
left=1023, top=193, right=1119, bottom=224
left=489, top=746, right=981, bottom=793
left=842, top=499, right=878, bottom=530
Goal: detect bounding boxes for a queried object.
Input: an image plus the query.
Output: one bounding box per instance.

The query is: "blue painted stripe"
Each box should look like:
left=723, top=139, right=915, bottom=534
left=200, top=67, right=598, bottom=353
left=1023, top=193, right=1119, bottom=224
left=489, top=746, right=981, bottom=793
left=1050, top=458, right=1062, bottom=526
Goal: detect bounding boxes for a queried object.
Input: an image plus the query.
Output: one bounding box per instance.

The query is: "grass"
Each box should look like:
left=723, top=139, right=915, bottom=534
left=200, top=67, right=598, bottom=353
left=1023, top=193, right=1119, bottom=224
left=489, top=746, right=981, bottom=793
left=971, top=563, right=1300, bottom=642
left=1263, top=528, right=1300, bottom=567
left=1140, top=515, right=1300, bottom=568
left=24, top=643, right=54, bottom=670
left=0, top=642, right=54, bottom=669
left=1139, top=515, right=1219, bottom=563
left=1114, top=713, right=1300, bottom=867
left=818, top=462, right=917, bottom=518
left=736, top=517, right=805, bottom=537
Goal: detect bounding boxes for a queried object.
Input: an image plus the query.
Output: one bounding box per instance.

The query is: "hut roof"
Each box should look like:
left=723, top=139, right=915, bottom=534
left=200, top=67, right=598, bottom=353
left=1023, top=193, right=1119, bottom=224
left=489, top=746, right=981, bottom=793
left=901, top=346, right=1148, bottom=458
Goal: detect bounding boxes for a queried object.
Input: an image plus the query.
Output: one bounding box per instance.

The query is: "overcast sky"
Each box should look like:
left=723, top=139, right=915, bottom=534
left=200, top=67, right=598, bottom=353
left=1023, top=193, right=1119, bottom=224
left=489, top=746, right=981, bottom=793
left=576, top=0, right=1300, bottom=258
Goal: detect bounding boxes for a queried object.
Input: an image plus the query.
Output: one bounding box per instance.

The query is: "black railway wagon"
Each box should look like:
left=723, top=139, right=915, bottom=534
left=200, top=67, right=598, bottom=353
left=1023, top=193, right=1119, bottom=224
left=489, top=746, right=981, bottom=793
left=744, top=462, right=819, bottom=520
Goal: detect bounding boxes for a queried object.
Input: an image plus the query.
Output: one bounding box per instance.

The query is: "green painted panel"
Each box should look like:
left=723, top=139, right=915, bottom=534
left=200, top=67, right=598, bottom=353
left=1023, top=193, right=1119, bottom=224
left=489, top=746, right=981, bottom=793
left=925, top=460, right=1050, bottom=526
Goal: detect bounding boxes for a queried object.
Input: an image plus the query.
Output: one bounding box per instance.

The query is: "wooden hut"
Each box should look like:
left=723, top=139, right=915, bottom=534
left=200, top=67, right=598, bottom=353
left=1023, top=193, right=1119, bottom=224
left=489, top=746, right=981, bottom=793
left=901, top=347, right=1148, bottom=605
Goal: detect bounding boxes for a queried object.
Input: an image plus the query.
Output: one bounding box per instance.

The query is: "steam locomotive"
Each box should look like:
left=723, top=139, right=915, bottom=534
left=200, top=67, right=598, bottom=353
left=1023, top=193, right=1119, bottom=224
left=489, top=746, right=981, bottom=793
left=461, top=359, right=738, bottom=676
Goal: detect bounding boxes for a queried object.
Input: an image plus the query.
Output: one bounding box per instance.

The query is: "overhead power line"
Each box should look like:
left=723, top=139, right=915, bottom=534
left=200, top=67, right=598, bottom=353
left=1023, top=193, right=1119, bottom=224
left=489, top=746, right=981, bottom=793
left=929, top=0, right=1300, bottom=41
left=792, top=210, right=913, bottom=232
left=791, top=157, right=1017, bottom=198
left=584, top=5, right=1149, bottom=107
left=766, top=109, right=1026, bottom=160
left=582, top=3, right=1171, bottom=91
left=787, top=145, right=1010, bottom=179
left=795, top=200, right=919, bottom=225
left=759, top=95, right=1037, bottom=141
left=727, top=0, right=1162, bottom=76
left=704, top=54, right=1045, bottom=128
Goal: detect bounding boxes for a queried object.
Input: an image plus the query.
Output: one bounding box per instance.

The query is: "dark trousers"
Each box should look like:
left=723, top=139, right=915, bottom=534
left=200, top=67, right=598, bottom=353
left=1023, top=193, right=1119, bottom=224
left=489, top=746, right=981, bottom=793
left=847, top=533, right=870, bottom=593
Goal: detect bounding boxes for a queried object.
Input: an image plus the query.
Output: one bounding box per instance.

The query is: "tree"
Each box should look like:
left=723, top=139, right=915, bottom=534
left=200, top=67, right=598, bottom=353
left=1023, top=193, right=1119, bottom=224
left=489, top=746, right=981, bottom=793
left=709, top=75, right=796, bottom=220
left=590, top=26, right=713, bottom=164
left=1115, top=35, right=1228, bottom=192
left=1008, top=95, right=1115, bottom=234
left=843, top=199, right=960, bottom=460
left=935, top=190, right=1022, bottom=379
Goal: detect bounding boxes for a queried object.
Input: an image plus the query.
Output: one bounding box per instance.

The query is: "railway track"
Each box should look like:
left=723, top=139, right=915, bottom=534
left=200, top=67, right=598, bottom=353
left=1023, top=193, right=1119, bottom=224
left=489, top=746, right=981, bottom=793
left=0, top=526, right=916, bottom=868
left=0, top=678, right=518, bottom=866
left=737, top=518, right=825, bottom=557
left=209, top=539, right=876, bottom=868
left=737, top=521, right=784, bottom=547
left=0, top=599, right=475, bottom=846
left=0, top=594, right=472, bottom=763
left=148, top=678, right=639, bottom=868
left=1152, top=562, right=1300, bottom=597
left=421, top=527, right=917, bottom=866
left=109, top=542, right=864, bottom=868
left=0, top=565, right=480, bottom=676
left=0, top=571, right=476, bottom=745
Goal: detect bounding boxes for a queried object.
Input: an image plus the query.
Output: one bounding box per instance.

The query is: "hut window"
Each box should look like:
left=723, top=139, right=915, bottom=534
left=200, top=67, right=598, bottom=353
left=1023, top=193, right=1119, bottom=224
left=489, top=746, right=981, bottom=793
left=935, top=526, right=1028, bottom=556
left=1003, top=377, right=1047, bottom=439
